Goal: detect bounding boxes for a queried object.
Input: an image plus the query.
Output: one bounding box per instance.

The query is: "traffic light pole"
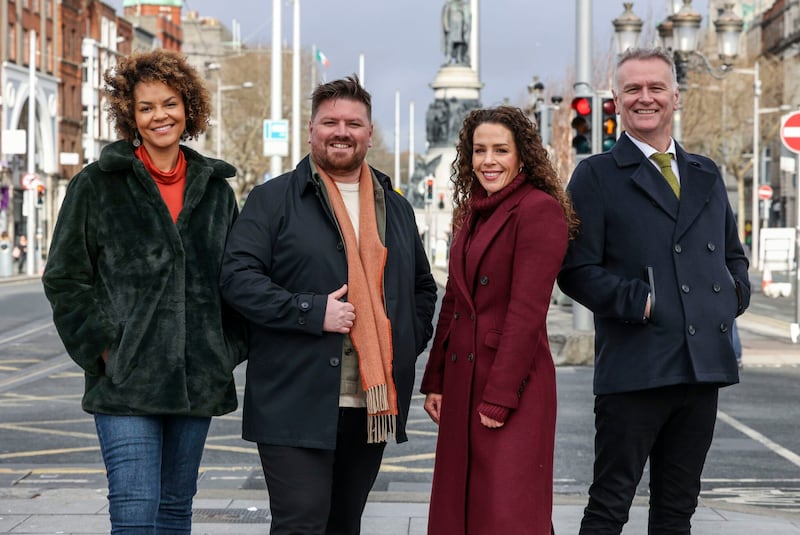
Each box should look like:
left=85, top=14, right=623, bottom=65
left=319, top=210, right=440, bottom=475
left=570, top=0, right=595, bottom=332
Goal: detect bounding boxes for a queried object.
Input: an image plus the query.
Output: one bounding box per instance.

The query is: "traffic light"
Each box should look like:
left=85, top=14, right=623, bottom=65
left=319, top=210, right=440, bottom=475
left=36, top=183, right=45, bottom=205
left=426, top=178, right=434, bottom=203
left=599, top=96, right=619, bottom=152
left=570, top=96, right=592, bottom=155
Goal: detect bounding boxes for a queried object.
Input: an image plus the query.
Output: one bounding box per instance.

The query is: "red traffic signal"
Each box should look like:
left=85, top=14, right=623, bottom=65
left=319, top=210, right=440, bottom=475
left=602, top=98, right=616, bottom=115
left=571, top=97, right=592, bottom=116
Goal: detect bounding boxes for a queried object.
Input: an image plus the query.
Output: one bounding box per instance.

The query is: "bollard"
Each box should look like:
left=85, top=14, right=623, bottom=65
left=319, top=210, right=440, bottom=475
left=0, top=232, right=12, bottom=277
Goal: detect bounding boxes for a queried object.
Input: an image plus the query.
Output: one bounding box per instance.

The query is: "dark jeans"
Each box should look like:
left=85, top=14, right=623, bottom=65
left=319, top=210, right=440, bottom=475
left=257, top=408, right=386, bottom=535
left=94, top=414, right=211, bottom=534
left=579, top=384, right=719, bottom=535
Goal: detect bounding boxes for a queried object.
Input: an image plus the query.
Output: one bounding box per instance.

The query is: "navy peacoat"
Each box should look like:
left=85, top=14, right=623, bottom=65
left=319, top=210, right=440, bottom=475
left=558, top=133, right=750, bottom=395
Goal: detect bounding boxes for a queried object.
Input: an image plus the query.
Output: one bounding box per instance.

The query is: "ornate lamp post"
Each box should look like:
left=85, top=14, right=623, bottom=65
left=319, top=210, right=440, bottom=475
left=612, top=1, right=744, bottom=142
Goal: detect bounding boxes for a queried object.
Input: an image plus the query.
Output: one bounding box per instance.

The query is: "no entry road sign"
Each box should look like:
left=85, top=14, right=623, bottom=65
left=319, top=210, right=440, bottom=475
left=781, top=111, right=800, bottom=154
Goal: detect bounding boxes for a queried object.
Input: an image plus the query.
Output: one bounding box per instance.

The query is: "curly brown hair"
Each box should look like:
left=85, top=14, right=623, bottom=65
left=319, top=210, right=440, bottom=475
left=104, top=49, right=211, bottom=143
left=451, top=106, right=578, bottom=237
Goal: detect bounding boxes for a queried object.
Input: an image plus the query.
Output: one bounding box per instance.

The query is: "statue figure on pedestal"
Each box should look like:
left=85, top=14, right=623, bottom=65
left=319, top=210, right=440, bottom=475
left=441, top=0, right=471, bottom=65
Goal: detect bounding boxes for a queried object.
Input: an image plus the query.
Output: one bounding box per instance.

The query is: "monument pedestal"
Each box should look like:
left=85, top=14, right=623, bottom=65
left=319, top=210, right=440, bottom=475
left=414, top=64, right=483, bottom=265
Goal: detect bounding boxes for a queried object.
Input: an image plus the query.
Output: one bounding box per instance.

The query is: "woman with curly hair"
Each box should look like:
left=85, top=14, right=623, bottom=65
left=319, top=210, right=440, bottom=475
left=42, top=49, right=247, bottom=533
left=421, top=106, right=577, bottom=534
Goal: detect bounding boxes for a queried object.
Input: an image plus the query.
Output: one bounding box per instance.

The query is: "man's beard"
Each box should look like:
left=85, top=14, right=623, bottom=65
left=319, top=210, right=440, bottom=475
left=311, top=142, right=367, bottom=176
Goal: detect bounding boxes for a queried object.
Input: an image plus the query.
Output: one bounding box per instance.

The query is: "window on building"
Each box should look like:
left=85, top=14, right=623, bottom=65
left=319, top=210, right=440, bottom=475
left=46, top=38, right=53, bottom=73
left=8, top=24, right=16, bottom=62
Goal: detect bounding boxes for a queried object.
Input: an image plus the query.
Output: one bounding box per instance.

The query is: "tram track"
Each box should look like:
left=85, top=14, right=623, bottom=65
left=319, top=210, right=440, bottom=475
left=0, top=317, right=73, bottom=393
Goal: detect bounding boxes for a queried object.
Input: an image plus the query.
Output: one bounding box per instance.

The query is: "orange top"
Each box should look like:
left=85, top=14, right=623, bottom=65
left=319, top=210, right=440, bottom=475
left=135, top=145, right=187, bottom=223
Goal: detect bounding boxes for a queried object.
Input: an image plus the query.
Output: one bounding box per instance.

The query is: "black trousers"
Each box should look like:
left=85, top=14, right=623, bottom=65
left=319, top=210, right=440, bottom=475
left=579, top=384, right=719, bottom=535
left=257, top=408, right=386, bottom=535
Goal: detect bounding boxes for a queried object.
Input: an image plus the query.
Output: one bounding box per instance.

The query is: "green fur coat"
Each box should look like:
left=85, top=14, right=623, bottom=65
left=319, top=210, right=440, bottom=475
left=43, top=140, right=247, bottom=416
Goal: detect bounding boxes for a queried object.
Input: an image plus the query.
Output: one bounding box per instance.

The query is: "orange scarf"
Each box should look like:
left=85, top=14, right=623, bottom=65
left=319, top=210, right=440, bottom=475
left=317, top=162, right=396, bottom=443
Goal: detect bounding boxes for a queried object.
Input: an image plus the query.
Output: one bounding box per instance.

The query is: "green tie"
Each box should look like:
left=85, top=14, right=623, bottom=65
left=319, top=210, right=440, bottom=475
left=651, top=152, right=680, bottom=198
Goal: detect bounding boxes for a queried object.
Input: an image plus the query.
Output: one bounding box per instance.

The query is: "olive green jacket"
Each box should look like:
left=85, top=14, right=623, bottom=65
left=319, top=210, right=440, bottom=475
left=43, top=140, right=247, bottom=416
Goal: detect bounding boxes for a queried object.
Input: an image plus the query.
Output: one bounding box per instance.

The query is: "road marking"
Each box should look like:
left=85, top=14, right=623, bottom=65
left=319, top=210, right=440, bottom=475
left=0, top=422, right=97, bottom=440
left=0, top=353, right=73, bottom=392
left=381, top=452, right=435, bottom=463
left=204, top=444, right=259, bottom=455
left=0, top=446, right=99, bottom=460
left=0, top=322, right=52, bottom=345
left=718, top=410, right=800, bottom=467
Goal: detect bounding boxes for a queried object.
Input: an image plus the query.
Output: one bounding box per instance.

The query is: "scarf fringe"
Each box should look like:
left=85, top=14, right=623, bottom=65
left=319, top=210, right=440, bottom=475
left=367, top=412, right=397, bottom=444
left=366, top=383, right=390, bottom=413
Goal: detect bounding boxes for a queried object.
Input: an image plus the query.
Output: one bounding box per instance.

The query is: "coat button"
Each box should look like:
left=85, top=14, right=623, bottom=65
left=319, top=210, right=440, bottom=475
left=298, top=317, right=307, bottom=325
left=300, top=301, right=310, bottom=310
left=336, top=242, right=344, bottom=251
left=480, top=275, right=489, bottom=285
left=707, top=242, right=716, bottom=252
left=454, top=312, right=460, bottom=319
left=329, top=357, right=340, bottom=367
left=712, top=282, right=721, bottom=292
left=451, top=353, right=457, bottom=362
left=720, top=323, right=729, bottom=333
left=467, top=353, right=474, bottom=362
left=674, top=244, right=682, bottom=253
left=688, top=324, right=696, bottom=335
left=681, top=284, right=690, bottom=293
left=345, top=347, right=353, bottom=355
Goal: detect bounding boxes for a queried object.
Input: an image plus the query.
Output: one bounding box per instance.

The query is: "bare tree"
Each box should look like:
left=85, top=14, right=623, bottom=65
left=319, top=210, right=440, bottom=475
left=682, top=55, right=785, bottom=237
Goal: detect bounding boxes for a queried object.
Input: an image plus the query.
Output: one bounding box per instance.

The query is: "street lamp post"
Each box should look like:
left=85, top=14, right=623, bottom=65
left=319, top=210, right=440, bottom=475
left=612, top=1, right=744, bottom=142
left=207, top=62, right=254, bottom=160
left=216, top=81, right=255, bottom=159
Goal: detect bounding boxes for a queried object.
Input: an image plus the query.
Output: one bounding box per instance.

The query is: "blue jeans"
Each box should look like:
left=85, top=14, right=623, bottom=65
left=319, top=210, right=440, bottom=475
left=94, top=414, right=211, bottom=534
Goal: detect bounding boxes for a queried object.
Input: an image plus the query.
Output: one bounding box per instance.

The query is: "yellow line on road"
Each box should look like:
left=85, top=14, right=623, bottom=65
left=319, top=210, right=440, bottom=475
left=0, top=446, right=99, bottom=460
left=0, top=466, right=105, bottom=475
left=381, top=452, right=435, bottom=463
left=203, top=444, right=259, bottom=455
left=0, top=423, right=96, bottom=440
left=379, top=465, right=434, bottom=473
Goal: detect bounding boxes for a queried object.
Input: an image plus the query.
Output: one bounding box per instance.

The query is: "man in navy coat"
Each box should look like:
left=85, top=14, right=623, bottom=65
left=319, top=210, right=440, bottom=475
left=558, top=48, right=750, bottom=534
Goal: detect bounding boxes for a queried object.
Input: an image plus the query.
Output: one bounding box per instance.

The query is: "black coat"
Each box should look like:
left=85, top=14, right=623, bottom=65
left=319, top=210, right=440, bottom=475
left=220, top=156, right=437, bottom=448
left=43, top=140, right=247, bottom=416
left=558, top=134, right=750, bottom=395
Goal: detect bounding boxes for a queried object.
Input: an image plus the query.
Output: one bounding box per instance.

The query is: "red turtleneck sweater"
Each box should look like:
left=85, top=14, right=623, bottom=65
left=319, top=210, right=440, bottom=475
left=135, top=145, right=187, bottom=223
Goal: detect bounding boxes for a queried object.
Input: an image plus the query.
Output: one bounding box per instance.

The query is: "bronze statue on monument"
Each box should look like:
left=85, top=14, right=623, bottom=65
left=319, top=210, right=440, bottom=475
left=441, top=0, right=471, bottom=65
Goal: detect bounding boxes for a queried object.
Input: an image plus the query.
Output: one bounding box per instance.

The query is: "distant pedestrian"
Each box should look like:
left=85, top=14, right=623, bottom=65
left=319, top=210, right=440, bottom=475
left=421, top=106, right=577, bottom=534
left=16, top=235, right=27, bottom=274
left=42, top=49, right=247, bottom=533
left=558, top=47, right=750, bottom=534
left=220, top=76, right=437, bottom=534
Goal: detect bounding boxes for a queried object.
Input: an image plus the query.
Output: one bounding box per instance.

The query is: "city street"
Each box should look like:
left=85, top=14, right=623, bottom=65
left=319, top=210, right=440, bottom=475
left=0, top=278, right=799, bottom=518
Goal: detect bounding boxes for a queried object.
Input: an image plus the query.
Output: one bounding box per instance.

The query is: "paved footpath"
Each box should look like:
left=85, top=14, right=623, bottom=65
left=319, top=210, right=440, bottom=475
left=2, top=487, right=800, bottom=534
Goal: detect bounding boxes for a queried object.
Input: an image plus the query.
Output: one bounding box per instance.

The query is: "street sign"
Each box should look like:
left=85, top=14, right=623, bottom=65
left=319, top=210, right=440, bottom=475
left=21, top=172, right=41, bottom=190
left=263, top=119, right=289, bottom=157
left=758, top=184, right=774, bottom=201
left=780, top=111, right=800, bottom=154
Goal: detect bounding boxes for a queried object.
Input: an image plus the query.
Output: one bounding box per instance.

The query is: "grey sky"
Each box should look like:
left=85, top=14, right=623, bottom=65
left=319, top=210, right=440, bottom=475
left=111, top=0, right=712, bottom=155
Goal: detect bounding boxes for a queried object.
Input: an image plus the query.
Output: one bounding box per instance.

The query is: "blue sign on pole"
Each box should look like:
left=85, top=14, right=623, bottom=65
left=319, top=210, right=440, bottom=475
left=263, top=119, right=289, bottom=157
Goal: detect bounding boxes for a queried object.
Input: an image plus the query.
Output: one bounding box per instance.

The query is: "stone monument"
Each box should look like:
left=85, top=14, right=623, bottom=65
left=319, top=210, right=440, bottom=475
left=411, top=0, right=482, bottom=265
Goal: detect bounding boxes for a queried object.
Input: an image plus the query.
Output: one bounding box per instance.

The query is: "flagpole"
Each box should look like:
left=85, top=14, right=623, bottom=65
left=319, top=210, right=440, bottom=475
left=270, top=0, right=283, bottom=178
left=291, top=0, right=301, bottom=165
left=311, top=45, right=317, bottom=89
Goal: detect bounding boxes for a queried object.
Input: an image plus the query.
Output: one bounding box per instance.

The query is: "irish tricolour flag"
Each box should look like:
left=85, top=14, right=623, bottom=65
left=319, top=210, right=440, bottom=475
left=313, top=45, right=330, bottom=68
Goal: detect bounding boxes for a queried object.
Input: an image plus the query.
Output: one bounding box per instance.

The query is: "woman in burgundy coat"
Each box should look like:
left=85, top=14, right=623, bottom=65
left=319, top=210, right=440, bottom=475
left=421, top=106, right=578, bottom=534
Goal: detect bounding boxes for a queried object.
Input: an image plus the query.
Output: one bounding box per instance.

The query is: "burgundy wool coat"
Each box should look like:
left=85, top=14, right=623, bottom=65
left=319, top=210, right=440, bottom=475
left=421, top=180, right=568, bottom=535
